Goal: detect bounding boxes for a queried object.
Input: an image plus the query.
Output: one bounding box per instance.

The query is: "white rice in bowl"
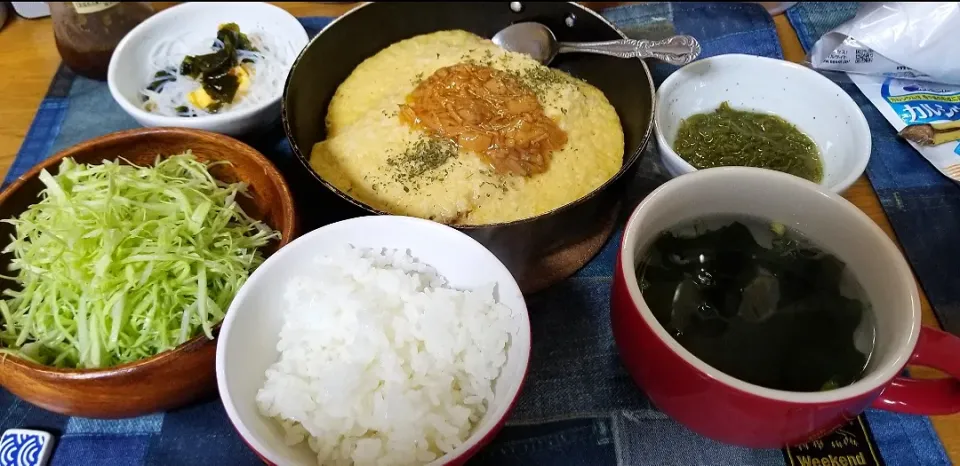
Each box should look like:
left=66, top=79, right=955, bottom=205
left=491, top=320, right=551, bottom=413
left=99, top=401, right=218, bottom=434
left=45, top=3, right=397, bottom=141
left=255, top=245, right=514, bottom=466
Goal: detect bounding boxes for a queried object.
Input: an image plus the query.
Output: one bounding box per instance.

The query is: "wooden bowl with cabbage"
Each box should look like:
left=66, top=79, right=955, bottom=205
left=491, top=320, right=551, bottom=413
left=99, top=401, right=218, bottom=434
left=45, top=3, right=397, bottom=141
left=0, top=127, right=296, bottom=418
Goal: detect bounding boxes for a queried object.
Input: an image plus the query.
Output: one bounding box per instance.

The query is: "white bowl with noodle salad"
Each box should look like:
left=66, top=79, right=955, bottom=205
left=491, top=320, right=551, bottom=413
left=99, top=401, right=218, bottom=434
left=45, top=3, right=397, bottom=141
left=216, top=215, right=531, bottom=466
left=107, top=2, right=308, bottom=137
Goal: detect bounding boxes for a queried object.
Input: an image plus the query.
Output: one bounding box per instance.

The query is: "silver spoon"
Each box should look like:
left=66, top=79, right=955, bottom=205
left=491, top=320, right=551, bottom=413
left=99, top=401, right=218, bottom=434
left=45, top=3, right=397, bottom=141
left=492, top=22, right=701, bottom=66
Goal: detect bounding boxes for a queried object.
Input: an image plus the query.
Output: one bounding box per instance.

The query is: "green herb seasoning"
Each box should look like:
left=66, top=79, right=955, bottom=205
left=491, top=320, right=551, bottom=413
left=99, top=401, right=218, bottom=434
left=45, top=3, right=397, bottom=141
left=673, top=102, right=823, bottom=183
left=387, top=138, right=458, bottom=188
left=512, top=66, right=568, bottom=100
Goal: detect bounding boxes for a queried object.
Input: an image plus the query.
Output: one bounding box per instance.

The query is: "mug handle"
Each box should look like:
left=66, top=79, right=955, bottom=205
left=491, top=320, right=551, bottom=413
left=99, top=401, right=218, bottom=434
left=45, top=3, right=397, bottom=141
left=871, top=326, right=960, bottom=415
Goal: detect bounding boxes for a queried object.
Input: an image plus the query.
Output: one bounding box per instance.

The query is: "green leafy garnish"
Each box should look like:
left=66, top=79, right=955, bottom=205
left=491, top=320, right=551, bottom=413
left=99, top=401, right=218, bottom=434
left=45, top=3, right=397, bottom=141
left=0, top=152, right=279, bottom=368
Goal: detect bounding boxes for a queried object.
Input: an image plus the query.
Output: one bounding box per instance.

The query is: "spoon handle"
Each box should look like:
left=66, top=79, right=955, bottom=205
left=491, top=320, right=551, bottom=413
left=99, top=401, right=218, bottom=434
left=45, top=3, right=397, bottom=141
left=557, top=35, right=701, bottom=66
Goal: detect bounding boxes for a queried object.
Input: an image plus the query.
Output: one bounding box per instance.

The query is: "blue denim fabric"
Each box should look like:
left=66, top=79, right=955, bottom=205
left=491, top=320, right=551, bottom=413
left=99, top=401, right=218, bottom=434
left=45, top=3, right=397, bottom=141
left=0, top=5, right=951, bottom=465
left=785, top=2, right=857, bottom=52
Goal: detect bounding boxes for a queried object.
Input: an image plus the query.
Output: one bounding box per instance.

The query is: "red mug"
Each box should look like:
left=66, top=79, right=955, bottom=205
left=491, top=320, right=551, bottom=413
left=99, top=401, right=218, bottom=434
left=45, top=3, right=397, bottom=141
left=610, top=167, right=960, bottom=448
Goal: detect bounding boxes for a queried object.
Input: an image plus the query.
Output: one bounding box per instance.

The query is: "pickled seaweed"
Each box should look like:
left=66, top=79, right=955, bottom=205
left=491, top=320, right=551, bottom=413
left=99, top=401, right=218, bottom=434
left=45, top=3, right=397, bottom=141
left=673, top=102, right=823, bottom=183
left=637, top=217, right=874, bottom=392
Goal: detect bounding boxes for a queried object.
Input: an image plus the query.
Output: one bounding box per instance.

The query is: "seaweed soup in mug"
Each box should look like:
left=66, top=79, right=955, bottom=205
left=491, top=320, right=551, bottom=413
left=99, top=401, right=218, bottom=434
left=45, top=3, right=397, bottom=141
left=636, top=215, right=876, bottom=392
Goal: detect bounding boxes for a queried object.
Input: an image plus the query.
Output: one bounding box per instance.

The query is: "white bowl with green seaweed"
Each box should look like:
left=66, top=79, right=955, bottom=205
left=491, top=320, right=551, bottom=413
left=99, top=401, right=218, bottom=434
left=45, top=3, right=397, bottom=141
left=654, top=54, right=871, bottom=194
left=107, top=2, right=308, bottom=137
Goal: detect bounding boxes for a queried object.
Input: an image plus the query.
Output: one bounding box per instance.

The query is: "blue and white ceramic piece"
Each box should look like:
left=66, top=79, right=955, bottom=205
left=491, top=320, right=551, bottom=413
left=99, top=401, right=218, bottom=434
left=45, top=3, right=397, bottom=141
left=0, top=429, right=53, bottom=466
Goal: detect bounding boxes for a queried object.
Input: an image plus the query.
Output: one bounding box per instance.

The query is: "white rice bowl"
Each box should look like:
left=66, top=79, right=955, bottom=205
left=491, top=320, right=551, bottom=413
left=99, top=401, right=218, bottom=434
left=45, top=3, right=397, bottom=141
left=254, top=245, right=514, bottom=466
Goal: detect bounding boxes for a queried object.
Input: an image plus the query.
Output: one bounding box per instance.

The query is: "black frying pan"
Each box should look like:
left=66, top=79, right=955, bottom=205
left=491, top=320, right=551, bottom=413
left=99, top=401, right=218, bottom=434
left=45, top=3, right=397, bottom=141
left=282, top=2, right=655, bottom=293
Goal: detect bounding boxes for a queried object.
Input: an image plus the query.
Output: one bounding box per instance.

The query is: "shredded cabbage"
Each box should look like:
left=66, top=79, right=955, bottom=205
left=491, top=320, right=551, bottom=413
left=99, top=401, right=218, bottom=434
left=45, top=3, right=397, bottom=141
left=0, top=152, right=280, bottom=369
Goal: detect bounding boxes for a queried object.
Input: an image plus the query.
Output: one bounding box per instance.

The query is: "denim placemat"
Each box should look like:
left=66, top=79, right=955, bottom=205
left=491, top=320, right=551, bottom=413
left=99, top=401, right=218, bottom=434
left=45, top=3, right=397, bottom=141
left=0, top=4, right=950, bottom=466
left=788, top=2, right=960, bottom=339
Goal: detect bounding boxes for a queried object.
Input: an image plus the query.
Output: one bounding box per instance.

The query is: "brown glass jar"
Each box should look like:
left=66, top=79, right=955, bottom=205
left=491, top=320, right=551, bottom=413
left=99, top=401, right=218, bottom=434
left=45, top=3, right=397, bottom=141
left=49, top=2, right=155, bottom=80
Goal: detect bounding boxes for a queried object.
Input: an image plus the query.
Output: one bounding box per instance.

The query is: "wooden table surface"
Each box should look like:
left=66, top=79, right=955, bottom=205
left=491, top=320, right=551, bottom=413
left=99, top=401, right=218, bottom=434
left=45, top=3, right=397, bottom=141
left=0, top=1, right=956, bottom=461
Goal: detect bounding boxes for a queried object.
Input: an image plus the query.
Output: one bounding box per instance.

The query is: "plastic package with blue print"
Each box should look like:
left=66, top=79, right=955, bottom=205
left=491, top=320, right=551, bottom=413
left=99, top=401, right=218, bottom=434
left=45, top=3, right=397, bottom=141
left=806, top=2, right=960, bottom=183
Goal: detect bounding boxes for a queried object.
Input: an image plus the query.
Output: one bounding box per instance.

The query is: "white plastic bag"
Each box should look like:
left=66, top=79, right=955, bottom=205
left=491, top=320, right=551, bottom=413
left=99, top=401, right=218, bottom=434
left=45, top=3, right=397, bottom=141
left=808, top=2, right=960, bottom=182
left=808, top=2, right=960, bottom=85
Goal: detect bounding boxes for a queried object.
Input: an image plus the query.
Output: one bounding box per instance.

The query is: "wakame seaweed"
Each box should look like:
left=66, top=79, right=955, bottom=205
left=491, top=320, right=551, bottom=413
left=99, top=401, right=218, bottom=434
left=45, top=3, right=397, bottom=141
left=174, top=106, right=195, bottom=117
left=637, top=218, right=873, bottom=392
left=201, top=73, right=240, bottom=111
left=177, top=23, right=254, bottom=111
left=673, top=102, right=824, bottom=183
left=179, top=50, right=234, bottom=80
left=146, top=69, right=176, bottom=92
left=217, top=22, right=257, bottom=52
